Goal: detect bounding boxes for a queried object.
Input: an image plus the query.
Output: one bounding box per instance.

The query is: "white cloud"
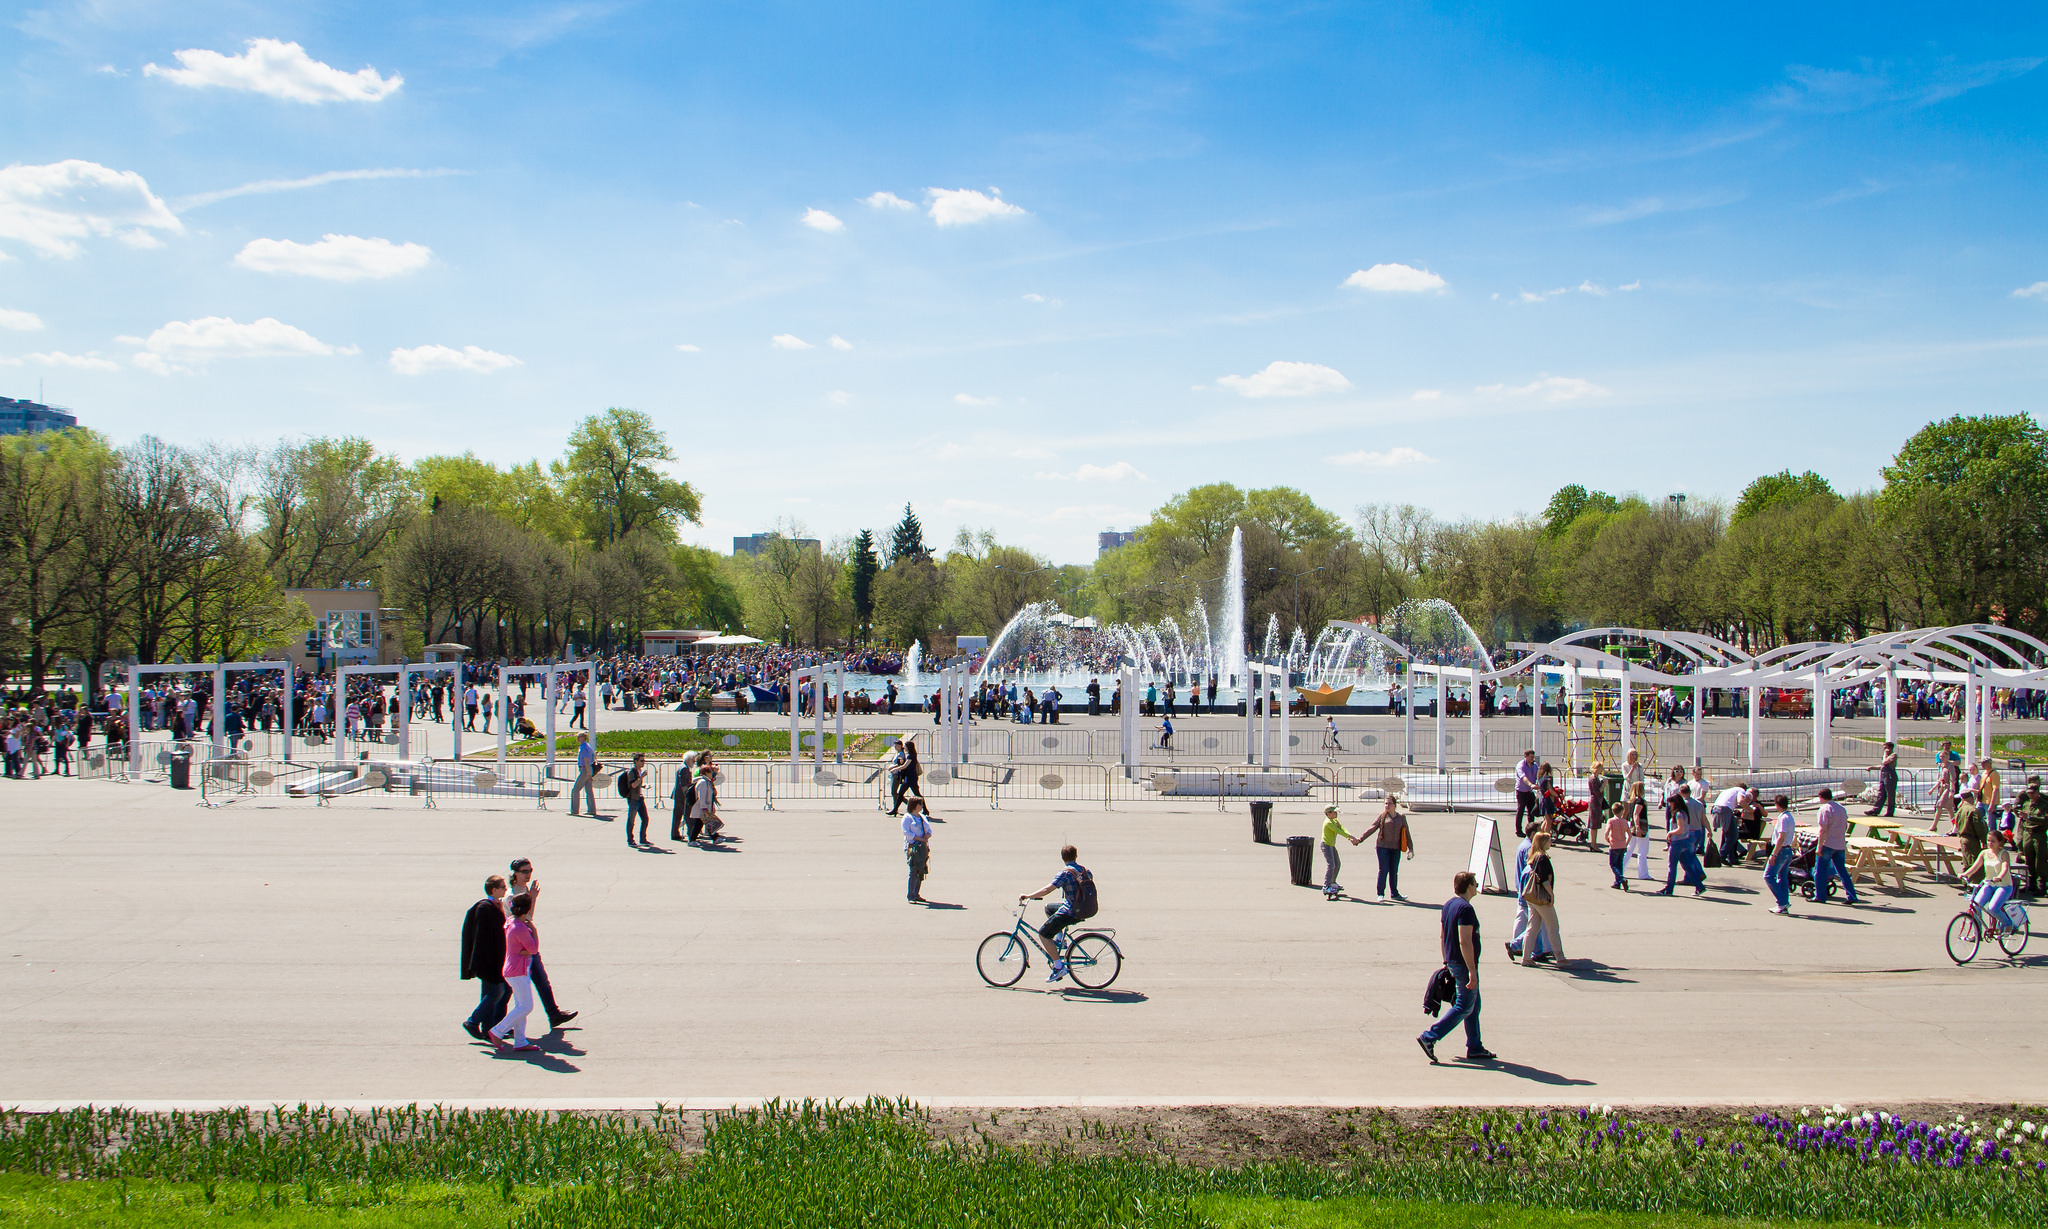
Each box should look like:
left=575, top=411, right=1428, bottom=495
left=864, top=191, right=915, bottom=210
left=1022, top=292, right=1045, bottom=302
left=1344, top=263, right=1446, bottom=293
left=0, top=309, right=43, bottom=331
left=675, top=343, right=701, bottom=352
left=1769, top=58, right=2045, bottom=113
left=234, top=234, right=432, bottom=281
left=7, top=350, right=120, bottom=371
left=1620, top=280, right=1642, bottom=291
left=926, top=187, right=1028, bottom=227
left=144, top=38, right=402, bottom=103
left=1412, top=389, right=1442, bottom=400
left=1475, top=375, right=1608, bottom=402
left=174, top=167, right=460, bottom=212
left=0, top=160, right=183, bottom=258
left=826, top=390, right=851, bottom=405
left=1515, top=280, right=1638, bottom=303
left=1580, top=191, right=1742, bottom=226
left=1056, top=462, right=1151, bottom=482
left=2014, top=282, right=2048, bottom=300
left=122, top=315, right=352, bottom=373
left=1329, top=446, right=1435, bottom=468
left=1216, top=360, right=1351, bottom=398
left=954, top=393, right=998, bottom=406
left=771, top=334, right=814, bottom=350
left=389, top=344, right=521, bottom=375
left=801, top=208, right=844, bottom=233
left=828, top=334, right=853, bottom=350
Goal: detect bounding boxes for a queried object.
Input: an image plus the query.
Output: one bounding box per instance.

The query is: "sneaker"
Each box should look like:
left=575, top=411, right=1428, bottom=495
left=1047, top=960, right=1068, bottom=983
left=1652, top=888, right=1674, bottom=896
left=1769, top=906, right=1788, bottom=915
left=1417, top=1036, right=1439, bottom=1064
left=1464, top=1048, right=1499, bottom=1062
left=1376, top=893, right=1388, bottom=902
left=1390, top=893, right=1407, bottom=902
left=1692, top=887, right=1707, bottom=897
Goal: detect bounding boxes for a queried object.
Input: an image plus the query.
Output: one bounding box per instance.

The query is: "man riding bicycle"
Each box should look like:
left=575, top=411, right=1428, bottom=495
left=1019, top=844, right=1094, bottom=984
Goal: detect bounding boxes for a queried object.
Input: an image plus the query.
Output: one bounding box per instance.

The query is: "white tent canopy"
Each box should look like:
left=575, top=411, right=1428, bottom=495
left=690, top=634, right=764, bottom=646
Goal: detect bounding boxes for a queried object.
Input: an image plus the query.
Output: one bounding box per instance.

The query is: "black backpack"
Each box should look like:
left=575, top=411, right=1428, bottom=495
left=616, top=770, right=632, bottom=798
left=1071, top=866, right=1099, bottom=920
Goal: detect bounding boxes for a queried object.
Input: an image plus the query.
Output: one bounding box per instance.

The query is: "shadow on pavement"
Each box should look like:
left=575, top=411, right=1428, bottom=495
left=1455, top=1058, right=1594, bottom=1086
left=1061, top=988, right=1148, bottom=1004
left=913, top=900, right=967, bottom=910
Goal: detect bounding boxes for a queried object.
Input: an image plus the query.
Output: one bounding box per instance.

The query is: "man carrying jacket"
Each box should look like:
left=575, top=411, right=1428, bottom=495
left=460, top=874, right=509, bottom=1040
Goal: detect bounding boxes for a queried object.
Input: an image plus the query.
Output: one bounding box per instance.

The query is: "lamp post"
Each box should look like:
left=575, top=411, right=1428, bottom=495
left=1268, top=567, right=1323, bottom=654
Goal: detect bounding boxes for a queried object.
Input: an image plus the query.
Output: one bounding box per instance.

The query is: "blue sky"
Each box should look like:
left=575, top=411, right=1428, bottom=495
left=4, top=2, right=2045, bottom=562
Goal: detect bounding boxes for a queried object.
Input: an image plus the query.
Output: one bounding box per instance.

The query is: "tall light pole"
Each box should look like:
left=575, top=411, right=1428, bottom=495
left=1269, top=566, right=1323, bottom=651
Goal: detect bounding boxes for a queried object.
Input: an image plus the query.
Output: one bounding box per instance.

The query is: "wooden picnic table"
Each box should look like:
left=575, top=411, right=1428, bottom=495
left=1844, top=836, right=1909, bottom=890
left=1892, top=830, right=1964, bottom=880
left=1857, top=816, right=1903, bottom=835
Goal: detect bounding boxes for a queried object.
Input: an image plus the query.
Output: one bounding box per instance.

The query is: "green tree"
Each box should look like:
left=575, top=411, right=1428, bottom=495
left=1732, top=470, right=1836, bottom=524
left=1541, top=484, right=1620, bottom=537
left=887, top=503, right=928, bottom=564
left=848, top=528, right=880, bottom=642
left=561, top=408, right=700, bottom=546
left=1878, top=413, right=2048, bottom=632
left=258, top=437, right=415, bottom=589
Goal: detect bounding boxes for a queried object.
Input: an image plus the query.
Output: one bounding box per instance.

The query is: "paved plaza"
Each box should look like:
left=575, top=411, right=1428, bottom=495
left=7, top=735, right=2045, bottom=1110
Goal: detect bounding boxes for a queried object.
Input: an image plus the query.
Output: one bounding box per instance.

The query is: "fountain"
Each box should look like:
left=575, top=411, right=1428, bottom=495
left=904, top=641, right=922, bottom=696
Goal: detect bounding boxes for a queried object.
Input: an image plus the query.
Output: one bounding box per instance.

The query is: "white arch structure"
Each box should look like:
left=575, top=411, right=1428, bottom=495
left=1391, top=621, right=2048, bottom=773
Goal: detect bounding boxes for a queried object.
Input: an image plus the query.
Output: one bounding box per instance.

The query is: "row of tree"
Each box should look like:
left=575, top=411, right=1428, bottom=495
left=4, top=411, right=2041, bottom=685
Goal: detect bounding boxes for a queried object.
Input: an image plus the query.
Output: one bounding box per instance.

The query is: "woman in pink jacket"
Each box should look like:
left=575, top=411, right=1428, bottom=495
left=487, top=894, right=543, bottom=1052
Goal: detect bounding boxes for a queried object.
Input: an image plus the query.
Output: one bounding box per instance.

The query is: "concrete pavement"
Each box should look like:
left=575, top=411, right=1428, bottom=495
left=4, top=773, right=2043, bottom=1109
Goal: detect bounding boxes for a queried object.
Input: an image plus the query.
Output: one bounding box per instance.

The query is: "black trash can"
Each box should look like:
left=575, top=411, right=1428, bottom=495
left=1250, top=801, right=1274, bottom=844
left=168, top=747, right=193, bottom=790
left=1286, top=834, right=1315, bottom=887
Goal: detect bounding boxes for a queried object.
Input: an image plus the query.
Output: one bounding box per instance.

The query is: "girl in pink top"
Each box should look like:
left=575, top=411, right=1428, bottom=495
left=488, top=895, right=542, bottom=1051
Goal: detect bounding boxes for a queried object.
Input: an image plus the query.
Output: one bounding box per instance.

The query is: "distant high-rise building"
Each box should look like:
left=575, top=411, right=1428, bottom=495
left=0, top=397, right=78, bottom=436
left=733, top=532, right=822, bottom=557
left=1097, top=529, right=1141, bottom=555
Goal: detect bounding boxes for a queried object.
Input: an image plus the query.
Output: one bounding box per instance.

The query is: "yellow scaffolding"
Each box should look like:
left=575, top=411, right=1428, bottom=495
left=1563, top=686, right=1659, bottom=777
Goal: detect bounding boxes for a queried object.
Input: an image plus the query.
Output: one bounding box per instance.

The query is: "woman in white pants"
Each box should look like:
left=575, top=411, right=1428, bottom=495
left=488, top=893, right=543, bottom=1052
left=1520, top=832, right=1570, bottom=967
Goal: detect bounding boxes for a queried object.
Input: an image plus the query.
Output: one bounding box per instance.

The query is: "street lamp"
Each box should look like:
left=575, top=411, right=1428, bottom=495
left=1268, top=566, right=1324, bottom=648
left=1667, top=493, right=1688, bottom=510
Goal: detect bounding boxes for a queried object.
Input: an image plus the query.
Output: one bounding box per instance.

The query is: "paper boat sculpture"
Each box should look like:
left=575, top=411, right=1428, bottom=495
left=1294, top=683, right=1354, bottom=707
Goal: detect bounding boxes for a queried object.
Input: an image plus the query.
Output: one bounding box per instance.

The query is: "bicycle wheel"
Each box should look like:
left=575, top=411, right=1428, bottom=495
left=976, top=931, right=1030, bottom=987
left=1996, top=916, right=2030, bottom=959
left=1065, top=932, right=1122, bottom=989
left=1945, top=912, right=1982, bottom=965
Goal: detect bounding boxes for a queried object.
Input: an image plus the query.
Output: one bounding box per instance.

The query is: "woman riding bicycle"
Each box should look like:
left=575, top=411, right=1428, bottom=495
left=1960, top=830, right=2018, bottom=934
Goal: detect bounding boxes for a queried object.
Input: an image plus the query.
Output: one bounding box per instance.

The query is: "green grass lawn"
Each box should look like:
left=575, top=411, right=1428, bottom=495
left=0, top=1174, right=508, bottom=1227
left=1842, top=732, right=2048, bottom=762
left=499, top=728, right=904, bottom=759
left=4, top=1102, right=2043, bottom=1228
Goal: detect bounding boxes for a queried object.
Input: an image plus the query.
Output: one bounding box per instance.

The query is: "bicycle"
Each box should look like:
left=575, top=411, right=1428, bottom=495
left=976, top=904, right=1122, bottom=989
left=1945, top=894, right=2030, bottom=964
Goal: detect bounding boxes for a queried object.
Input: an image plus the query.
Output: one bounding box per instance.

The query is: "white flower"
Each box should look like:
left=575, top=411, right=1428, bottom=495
left=1997, top=1127, right=2008, bottom=1139
left=1879, top=1112, right=1892, bottom=1124
left=1824, top=1117, right=1837, bottom=1128
left=1832, top=1104, right=1847, bottom=1115
left=2003, top=1119, right=2014, bottom=1130
left=2024, top=1123, right=2036, bottom=1135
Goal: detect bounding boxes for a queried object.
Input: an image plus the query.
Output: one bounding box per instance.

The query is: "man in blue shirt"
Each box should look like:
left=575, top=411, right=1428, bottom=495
left=1019, top=844, right=1093, bottom=984
left=1419, top=871, right=1495, bottom=1064
left=570, top=731, right=598, bottom=816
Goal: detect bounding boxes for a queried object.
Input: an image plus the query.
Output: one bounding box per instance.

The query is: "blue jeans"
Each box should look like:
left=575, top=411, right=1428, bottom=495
left=528, top=953, right=564, bottom=1020
left=625, top=796, right=650, bottom=842
left=1665, top=832, right=1705, bottom=890
left=1764, top=847, right=1794, bottom=909
left=1376, top=846, right=1401, bottom=897
left=465, top=978, right=510, bottom=1030
left=1813, top=846, right=1859, bottom=903
left=1421, top=961, right=1482, bottom=1052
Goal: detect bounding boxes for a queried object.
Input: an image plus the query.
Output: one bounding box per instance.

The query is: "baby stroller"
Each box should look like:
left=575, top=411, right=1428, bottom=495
left=1787, top=835, right=1821, bottom=900
left=1545, top=784, right=1590, bottom=844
